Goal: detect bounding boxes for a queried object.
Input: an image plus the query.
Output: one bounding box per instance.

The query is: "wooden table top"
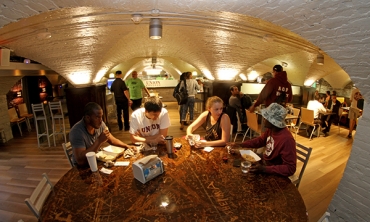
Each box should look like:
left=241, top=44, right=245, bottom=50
left=41, top=138, right=307, bottom=222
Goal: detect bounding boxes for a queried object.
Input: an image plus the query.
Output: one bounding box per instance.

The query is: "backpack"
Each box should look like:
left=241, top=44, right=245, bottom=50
left=173, top=80, right=188, bottom=105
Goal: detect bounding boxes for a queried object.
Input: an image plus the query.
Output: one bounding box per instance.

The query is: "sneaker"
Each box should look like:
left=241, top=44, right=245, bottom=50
left=347, top=134, right=352, bottom=138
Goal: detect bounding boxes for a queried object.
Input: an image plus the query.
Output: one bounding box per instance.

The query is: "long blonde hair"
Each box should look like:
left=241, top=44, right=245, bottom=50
left=206, top=96, right=224, bottom=109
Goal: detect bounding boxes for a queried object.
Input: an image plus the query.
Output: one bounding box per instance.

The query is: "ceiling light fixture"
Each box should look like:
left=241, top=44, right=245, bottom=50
left=149, top=18, right=162, bottom=40
left=281, top=62, right=288, bottom=67
left=262, top=34, right=274, bottom=42
left=131, top=14, right=143, bottom=24
left=317, top=53, right=324, bottom=65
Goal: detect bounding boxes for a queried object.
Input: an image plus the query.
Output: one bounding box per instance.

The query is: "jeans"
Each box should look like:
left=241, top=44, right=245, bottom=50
left=181, top=97, right=195, bottom=121
left=115, top=98, right=129, bottom=129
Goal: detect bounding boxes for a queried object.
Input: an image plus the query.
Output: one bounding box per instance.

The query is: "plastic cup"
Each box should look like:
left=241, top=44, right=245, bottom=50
left=86, top=152, right=98, bottom=172
left=150, top=142, right=158, bottom=151
left=241, top=161, right=252, bottom=174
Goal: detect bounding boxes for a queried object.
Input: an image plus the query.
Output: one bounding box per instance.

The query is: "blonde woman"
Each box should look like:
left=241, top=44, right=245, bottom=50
left=186, top=96, right=231, bottom=148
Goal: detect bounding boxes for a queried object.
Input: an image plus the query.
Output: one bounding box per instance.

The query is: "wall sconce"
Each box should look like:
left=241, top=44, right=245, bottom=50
left=317, top=53, right=324, bottom=65
left=131, top=14, right=143, bottom=24
left=42, top=88, right=46, bottom=92
left=17, top=91, right=22, bottom=97
left=149, top=18, right=162, bottom=40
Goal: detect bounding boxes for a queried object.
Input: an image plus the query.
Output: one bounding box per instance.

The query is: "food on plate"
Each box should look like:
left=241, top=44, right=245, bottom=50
left=96, top=152, right=115, bottom=160
left=242, top=154, right=256, bottom=162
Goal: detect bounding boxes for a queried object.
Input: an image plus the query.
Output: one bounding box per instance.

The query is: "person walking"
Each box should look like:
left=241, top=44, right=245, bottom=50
left=180, top=72, right=200, bottom=130
left=249, top=65, right=292, bottom=112
left=110, top=70, right=132, bottom=131
left=126, top=71, right=150, bottom=111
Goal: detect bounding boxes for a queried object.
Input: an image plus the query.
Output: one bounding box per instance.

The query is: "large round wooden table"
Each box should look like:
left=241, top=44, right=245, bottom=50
left=41, top=138, right=307, bottom=221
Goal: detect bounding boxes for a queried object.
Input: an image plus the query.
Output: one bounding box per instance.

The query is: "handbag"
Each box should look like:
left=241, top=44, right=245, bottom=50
left=174, top=80, right=188, bottom=105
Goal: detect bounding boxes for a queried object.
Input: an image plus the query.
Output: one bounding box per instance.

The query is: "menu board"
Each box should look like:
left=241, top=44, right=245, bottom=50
left=143, top=80, right=178, bottom=88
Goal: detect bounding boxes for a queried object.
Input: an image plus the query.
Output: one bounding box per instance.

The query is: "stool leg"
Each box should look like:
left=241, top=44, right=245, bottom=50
left=17, top=122, right=23, bottom=137
left=35, top=119, right=41, bottom=147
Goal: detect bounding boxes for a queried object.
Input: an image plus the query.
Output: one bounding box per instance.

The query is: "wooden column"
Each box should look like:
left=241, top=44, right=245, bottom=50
left=65, top=85, right=108, bottom=128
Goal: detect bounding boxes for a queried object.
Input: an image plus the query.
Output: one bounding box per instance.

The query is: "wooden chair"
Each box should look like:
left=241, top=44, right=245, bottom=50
left=288, top=107, right=301, bottom=139
left=25, top=173, right=54, bottom=219
left=242, top=110, right=261, bottom=142
left=62, top=142, right=75, bottom=167
left=32, top=103, right=54, bottom=147
left=18, top=103, right=34, bottom=132
left=298, top=107, right=320, bottom=140
left=289, top=143, right=312, bottom=189
left=8, top=107, right=27, bottom=137
left=49, top=101, right=67, bottom=144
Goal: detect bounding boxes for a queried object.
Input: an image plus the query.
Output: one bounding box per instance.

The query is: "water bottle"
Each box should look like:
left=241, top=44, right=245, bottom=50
left=165, top=136, right=173, bottom=155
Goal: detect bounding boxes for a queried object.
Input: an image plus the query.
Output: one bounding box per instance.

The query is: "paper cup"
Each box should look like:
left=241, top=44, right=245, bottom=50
left=86, top=152, right=98, bottom=172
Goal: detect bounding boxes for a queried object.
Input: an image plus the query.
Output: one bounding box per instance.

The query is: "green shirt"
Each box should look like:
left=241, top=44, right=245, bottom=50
left=125, top=78, right=146, bottom=100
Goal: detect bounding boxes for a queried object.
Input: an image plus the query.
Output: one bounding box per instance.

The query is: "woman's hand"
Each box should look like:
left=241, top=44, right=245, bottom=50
left=195, top=140, right=206, bottom=148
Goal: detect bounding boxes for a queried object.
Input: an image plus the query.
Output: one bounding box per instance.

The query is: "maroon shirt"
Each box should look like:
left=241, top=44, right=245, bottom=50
left=241, top=127, right=296, bottom=177
left=254, top=71, right=292, bottom=107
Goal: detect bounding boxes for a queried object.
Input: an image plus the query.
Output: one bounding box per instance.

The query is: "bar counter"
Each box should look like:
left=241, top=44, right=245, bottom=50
left=41, top=138, right=307, bottom=221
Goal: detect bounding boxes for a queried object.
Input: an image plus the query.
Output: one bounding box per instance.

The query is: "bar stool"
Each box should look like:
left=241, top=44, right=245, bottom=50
left=32, top=103, right=54, bottom=147
left=7, top=107, right=27, bottom=137
left=49, top=101, right=67, bottom=144
left=18, top=103, right=34, bottom=132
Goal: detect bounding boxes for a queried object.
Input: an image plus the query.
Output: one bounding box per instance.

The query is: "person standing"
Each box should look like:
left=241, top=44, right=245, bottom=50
left=126, top=71, right=150, bottom=111
left=180, top=72, right=200, bottom=130
left=249, top=65, right=292, bottom=112
left=111, top=70, right=132, bottom=131
left=348, top=87, right=363, bottom=138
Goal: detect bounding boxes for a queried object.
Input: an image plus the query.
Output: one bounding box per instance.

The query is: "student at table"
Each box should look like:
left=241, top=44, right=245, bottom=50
left=241, top=103, right=296, bottom=177
left=307, top=94, right=327, bottom=136
left=69, top=102, right=135, bottom=166
left=129, top=97, right=171, bottom=144
left=186, top=96, right=231, bottom=147
left=321, top=94, right=341, bottom=137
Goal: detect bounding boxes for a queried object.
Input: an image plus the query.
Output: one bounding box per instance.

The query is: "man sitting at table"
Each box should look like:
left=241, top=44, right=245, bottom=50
left=306, top=94, right=327, bottom=136
left=321, top=94, right=342, bottom=137
left=241, top=103, right=296, bottom=177
left=70, top=102, right=135, bottom=166
left=129, top=97, right=171, bottom=144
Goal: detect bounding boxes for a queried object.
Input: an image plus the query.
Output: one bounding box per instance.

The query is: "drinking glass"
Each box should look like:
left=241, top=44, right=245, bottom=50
left=150, top=142, right=158, bottom=151
left=241, top=161, right=252, bottom=174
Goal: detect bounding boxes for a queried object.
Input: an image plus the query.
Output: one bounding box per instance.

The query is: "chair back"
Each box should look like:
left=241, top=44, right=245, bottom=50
left=8, top=108, right=19, bottom=121
left=300, top=107, right=315, bottom=125
left=246, top=110, right=260, bottom=133
left=25, top=173, right=53, bottom=219
left=62, top=142, right=74, bottom=167
left=49, top=101, right=64, bottom=118
left=32, top=103, right=47, bottom=119
left=291, top=108, right=301, bottom=126
left=290, top=143, right=312, bottom=188
left=18, top=103, right=30, bottom=116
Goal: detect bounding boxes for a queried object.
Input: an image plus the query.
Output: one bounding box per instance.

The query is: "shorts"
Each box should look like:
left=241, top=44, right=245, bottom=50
left=348, top=107, right=360, bottom=120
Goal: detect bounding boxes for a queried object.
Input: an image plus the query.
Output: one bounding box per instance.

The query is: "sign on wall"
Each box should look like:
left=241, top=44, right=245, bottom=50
left=143, top=80, right=178, bottom=88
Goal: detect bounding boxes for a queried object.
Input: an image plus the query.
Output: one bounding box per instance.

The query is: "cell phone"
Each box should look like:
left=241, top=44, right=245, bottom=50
left=233, top=159, right=241, bottom=167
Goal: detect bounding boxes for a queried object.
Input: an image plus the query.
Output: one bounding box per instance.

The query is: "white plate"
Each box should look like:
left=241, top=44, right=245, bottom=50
left=239, top=150, right=261, bottom=162
left=103, top=145, right=125, bottom=154
left=134, top=142, right=143, bottom=146
left=203, top=147, right=214, bottom=152
left=174, top=142, right=182, bottom=147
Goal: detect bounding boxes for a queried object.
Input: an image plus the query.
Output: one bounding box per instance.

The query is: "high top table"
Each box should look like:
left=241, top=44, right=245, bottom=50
left=41, top=138, right=307, bottom=222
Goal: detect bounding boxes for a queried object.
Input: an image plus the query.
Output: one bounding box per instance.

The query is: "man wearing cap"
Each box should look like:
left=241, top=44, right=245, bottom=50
left=241, top=103, right=296, bottom=177
left=111, top=70, right=132, bottom=131
left=249, top=65, right=292, bottom=112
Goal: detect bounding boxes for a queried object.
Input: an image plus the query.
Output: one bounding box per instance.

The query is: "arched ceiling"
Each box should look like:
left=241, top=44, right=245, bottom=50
left=0, top=1, right=352, bottom=89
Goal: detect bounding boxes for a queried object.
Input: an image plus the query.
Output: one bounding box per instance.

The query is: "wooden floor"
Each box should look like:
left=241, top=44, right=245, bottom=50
left=0, top=102, right=354, bottom=222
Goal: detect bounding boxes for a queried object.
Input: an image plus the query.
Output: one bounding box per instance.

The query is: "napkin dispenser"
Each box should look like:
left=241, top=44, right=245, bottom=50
left=132, top=155, right=164, bottom=184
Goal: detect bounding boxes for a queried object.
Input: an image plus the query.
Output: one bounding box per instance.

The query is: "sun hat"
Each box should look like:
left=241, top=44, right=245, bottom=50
left=261, top=103, right=287, bottom=128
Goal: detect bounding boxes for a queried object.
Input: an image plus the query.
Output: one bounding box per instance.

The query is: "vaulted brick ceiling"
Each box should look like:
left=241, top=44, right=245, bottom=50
left=0, top=1, right=352, bottom=88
